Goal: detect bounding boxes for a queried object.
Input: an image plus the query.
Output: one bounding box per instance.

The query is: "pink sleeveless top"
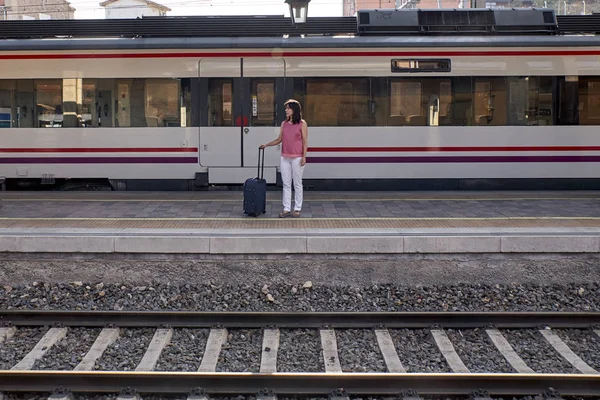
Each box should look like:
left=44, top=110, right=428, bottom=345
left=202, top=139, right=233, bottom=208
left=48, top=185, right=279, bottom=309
left=281, top=121, right=304, bottom=158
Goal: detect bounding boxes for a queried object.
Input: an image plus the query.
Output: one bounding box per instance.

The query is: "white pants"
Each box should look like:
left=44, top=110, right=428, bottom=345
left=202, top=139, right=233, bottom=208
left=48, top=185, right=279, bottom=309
left=280, top=156, right=304, bottom=212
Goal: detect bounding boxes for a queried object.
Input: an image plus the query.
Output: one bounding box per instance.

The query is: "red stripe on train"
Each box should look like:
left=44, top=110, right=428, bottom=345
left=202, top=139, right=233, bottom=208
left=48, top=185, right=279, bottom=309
left=2, top=50, right=600, bottom=60
left=0, top=148, right=198, bottom=153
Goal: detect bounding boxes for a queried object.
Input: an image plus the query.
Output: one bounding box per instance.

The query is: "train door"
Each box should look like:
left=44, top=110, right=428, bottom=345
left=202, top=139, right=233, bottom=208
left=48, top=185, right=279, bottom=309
left=199, top=58, right=285, bottom=184
left=199, top=58, right=241, bottom=171
left=241, top=58, right=286, bottom=179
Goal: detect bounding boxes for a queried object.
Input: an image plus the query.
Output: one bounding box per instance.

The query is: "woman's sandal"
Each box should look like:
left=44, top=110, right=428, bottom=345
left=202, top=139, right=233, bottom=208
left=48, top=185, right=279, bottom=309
left=292, top=211, right=301, bottom=218
left=279, top=211, right=291, bottom=218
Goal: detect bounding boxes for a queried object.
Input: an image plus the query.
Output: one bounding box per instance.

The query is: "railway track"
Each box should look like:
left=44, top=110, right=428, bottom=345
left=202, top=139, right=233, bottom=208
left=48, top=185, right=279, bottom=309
left=0, top=311, right=599, bottom=398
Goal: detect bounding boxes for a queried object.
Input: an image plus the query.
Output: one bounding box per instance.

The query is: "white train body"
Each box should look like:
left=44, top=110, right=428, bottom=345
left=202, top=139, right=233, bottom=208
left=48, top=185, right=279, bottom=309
left=2, top=32, right=600, bottom=189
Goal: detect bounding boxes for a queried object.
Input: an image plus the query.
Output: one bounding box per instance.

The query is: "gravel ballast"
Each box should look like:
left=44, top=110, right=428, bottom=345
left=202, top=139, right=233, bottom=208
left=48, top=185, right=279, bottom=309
left=155, top=328, right=209, bottom=372
left=32, top=328, right=101, bottom=370
left=0, top=282, right=598, bottom=312
left=1, top=281, right=599, bottom=376
left=555, top=329, right=600, bottom=371
left=2, top=256, right=599, bottom=288
left=216, top=329, right=262, bottom=372
left=93, top=328, right=155, bottom=371
left=501, top=329, right=580, bottom=374
left=336, top=329, right=386, bottom=372
left=388, top=329, right=452, bottom=373
left=277, top=329, right=324, bottom=372
left=444, top=329, right=513, bottom=373
left=0, top=327, right=47, bottom=370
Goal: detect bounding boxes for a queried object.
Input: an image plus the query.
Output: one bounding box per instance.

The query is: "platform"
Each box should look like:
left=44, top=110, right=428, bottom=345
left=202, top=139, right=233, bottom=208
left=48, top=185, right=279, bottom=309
left=0, top=191, right=599, bottom=255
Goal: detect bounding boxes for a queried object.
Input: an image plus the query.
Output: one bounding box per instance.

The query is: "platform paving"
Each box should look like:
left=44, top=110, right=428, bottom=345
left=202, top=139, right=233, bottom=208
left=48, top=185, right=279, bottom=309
left=1, top=191, right=599, bottom=219
left=0, top=191, right=598, bottom=254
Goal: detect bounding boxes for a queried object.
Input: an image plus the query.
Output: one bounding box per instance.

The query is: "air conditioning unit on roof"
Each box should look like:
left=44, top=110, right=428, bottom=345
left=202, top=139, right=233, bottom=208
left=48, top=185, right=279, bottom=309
left=357, top=8, right=557, bottom=34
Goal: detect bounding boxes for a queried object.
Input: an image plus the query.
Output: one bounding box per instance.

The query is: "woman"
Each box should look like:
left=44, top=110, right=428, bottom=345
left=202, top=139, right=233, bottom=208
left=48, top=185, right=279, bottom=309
left=260, top=99, right=308, bottom=218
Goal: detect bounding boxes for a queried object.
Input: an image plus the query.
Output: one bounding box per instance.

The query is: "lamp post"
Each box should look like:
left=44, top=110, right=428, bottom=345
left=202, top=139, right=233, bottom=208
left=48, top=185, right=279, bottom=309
left=285, top=0, right=311, bottom=24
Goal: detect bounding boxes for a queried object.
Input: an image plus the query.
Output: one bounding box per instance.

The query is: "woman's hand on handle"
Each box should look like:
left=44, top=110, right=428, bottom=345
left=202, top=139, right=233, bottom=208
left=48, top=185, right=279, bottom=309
left=259, top=144, right=267, bottom=149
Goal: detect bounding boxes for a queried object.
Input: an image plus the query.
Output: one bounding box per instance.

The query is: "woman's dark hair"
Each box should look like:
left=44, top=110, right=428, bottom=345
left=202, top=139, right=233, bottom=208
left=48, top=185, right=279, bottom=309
left=285, top=99, right=302, bottom=125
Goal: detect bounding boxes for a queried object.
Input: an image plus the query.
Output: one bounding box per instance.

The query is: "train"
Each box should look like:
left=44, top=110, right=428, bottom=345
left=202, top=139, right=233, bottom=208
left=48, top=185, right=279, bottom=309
left=1, top=8, right=600, bottom=190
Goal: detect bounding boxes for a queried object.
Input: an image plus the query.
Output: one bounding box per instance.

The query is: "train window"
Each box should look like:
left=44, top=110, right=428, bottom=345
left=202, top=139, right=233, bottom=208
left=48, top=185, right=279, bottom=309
left=93, top=78, right=184, bottom=128
left=251, top=80, right=276, bottom=126
left=94, top=79, right=115, bottom=127
left=208, top=79, right=233, bottom=127
left=181, top=79, right=192, bottom=128
left=303, top=78, right=370, bottom=126
left=145, top=79, right=180, bottom=127
left=427, top=80, right=452, bottom=127
left=557, top=77, right=579, bottom=126
left=474, top=81, right=492, bottom=125
left=0, top=80, right=15, bottom=128
left=507, top=77, right=553, bottom=126
left=472, top=78, right=507, bottom=126
left=508, top=78, right=528, bottom=126
left=391, top=59, right=451, bottom=73
left=579, top=78, right=600, bottom=125
left=390, top=80, right=422, bottom=125
left=389, top=78, right=452, bottom=127
left=35, top=80, right=63, bottom=128
left=452, top=77, right=473, bottom=126
left=61, top=79, right=98, bottom=128
left=15, top=80, right=34, bottom=128
left=439, top=82, right=452, bottom=118
left=116, top=79, right=132, bottom=127
left=586, top=81, right=600, bottom=119
left=80, top=80, right=97, bottom=127
left=371, top=78, right=389, bottom=127
left=535, top=77, right=553, bottom=126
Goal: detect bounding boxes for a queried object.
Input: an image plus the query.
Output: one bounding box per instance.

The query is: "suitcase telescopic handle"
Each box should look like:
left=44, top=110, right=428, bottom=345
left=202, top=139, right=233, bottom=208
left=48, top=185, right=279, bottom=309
left=257, top=147, right=265, bottom=180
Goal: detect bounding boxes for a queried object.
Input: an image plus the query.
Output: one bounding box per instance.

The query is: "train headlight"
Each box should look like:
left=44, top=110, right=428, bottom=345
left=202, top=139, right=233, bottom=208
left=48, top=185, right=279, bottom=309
left=286, top=0, right=310, bottom=24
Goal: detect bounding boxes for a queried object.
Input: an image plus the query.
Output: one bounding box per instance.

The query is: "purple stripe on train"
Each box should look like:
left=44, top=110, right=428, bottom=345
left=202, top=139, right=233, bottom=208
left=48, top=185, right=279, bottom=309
left=0, top=157, right=199, bottom=164
left=307, top=155, right=600, bottom=163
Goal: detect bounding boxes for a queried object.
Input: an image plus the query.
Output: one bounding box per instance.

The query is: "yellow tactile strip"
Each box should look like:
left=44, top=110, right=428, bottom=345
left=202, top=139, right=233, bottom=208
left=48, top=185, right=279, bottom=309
left=0, top=218, right=600, bottom=229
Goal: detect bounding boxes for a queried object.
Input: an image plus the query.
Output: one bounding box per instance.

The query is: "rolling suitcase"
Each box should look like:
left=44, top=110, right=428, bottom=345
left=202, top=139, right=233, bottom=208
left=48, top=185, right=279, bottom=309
left=243, top=147, right=267, bottom=217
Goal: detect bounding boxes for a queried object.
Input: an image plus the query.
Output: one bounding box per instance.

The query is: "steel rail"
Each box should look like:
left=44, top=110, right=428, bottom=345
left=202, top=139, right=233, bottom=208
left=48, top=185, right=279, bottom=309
left=0, top=310, right=599, bottom=328
left=0, top=371, right=599, bottom=396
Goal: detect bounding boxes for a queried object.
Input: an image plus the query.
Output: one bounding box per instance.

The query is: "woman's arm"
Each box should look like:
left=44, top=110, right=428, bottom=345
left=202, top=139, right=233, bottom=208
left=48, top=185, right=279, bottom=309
left=260, top=124, right=284, bottom=148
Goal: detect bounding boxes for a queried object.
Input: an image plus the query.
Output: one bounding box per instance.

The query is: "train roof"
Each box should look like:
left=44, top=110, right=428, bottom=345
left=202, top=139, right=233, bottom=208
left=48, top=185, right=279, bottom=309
left=1, top=8, right=600, bottom=50
left=2, top=34, right=600, bottom=51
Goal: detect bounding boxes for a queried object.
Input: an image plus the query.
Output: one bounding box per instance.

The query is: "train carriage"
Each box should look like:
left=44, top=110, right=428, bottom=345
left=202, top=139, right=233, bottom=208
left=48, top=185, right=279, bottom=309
left=1, top=8, right=600, bottom=190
